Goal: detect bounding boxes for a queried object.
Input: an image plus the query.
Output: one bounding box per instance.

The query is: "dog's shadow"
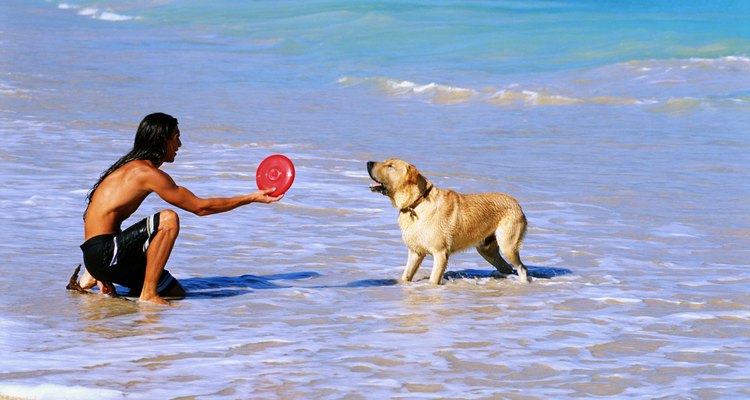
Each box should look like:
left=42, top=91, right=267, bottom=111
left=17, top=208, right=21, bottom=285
left=179, top=266, right=570, bottom=298
left=445, top=266, right=572, bottom=281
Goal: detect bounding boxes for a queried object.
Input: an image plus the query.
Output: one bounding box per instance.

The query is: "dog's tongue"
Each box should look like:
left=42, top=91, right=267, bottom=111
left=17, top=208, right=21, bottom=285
left=369, top=181, right=383, bottom=192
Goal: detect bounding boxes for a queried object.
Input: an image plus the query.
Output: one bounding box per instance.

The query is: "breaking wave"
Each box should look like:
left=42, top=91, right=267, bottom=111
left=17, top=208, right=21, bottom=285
left=58, top=3, right=137, bottom=22
left=339, top=56, right=750, bottom=110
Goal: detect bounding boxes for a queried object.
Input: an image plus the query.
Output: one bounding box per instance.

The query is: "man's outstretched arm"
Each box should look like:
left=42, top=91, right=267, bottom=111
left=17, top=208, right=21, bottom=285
left=146, top=168, right=282, bottom=216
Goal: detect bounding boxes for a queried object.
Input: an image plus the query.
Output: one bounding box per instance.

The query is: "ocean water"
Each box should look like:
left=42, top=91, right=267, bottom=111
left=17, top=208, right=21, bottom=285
left=1, top=0, right=749, bottom=399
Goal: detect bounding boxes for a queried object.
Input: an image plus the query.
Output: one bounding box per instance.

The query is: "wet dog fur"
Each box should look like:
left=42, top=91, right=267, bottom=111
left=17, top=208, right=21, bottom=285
left=367, top=158, right=529, bottom=284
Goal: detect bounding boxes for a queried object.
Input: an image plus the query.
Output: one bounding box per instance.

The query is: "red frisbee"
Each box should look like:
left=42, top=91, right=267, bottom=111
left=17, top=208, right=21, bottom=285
left=256, top=154, right=295, bottom=197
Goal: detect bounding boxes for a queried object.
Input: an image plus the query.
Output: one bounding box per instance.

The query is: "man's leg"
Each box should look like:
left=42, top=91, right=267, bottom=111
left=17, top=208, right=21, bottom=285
left=140, top=210, right=179, bottom=305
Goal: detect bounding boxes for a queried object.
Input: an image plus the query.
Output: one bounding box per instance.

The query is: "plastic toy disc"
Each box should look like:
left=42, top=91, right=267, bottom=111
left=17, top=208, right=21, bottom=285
left=256, top=154, right=295, bottom=197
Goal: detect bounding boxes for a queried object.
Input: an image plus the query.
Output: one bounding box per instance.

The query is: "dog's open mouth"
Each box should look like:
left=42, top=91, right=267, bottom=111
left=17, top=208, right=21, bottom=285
left=367, top=161, right=388, bottom=195
left=369, top=180, right=387, bottom=194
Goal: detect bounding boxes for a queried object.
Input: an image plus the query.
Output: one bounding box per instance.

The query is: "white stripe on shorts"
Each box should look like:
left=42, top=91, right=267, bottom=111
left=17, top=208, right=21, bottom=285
left=110, top=237, right=119, bottom=266
left=142, top=214, right=157, bottom=253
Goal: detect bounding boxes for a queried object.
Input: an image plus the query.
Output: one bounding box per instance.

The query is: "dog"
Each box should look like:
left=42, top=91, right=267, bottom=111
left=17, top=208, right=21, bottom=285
left=367, top=158, right=529, bottom=284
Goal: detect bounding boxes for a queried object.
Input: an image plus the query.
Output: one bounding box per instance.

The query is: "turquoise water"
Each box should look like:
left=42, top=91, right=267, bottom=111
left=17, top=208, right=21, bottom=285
left=1, top=1, right=749, bottom=399
left=50, top=0, right=750, bottom=73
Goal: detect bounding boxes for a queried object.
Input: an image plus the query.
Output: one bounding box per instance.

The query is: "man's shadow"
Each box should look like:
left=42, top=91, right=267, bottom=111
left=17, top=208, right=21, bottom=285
left=180, top=271, right=321, bottom=298
left=179, top=266, right=571, bottom=298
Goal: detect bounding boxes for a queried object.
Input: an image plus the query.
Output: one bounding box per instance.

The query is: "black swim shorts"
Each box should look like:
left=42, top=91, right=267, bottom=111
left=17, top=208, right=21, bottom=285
left=80, top=213, right=177, bottom=295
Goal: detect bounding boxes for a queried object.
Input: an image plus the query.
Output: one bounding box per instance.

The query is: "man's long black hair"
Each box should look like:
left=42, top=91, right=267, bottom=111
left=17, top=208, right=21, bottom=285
left=84, top=112, right=178, bottom=220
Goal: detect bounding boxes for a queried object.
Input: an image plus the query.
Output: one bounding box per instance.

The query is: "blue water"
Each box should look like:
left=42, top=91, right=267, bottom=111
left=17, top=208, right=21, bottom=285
left=1, top=1, right=749, bottom=399
left=57, top=0, right=750, bottom=73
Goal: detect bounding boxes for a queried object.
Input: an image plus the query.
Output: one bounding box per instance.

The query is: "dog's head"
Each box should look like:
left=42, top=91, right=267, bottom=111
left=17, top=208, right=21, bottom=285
left=367, top=158, right=430, bottom=209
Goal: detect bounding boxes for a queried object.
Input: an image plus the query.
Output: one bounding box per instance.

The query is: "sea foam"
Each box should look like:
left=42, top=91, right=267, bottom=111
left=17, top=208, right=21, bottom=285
left=58, top=3, right=136, bottom=21
left=339, top=76, right=641, bottom=106
left=0, top=384, right=125, bottom=400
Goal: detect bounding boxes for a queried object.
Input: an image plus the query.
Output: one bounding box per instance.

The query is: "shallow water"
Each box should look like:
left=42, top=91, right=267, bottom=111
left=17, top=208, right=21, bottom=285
left=1, top=1, right=749, bottom=399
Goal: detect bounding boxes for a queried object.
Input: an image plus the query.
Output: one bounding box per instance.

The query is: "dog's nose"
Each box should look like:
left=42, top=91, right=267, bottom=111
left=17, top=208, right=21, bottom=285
left=367, top=161, right=375, bottom=172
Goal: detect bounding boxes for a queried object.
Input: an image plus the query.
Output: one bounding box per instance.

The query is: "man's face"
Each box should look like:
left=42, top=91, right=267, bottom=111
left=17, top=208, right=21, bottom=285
left=164, top=128, right=181, bottom=163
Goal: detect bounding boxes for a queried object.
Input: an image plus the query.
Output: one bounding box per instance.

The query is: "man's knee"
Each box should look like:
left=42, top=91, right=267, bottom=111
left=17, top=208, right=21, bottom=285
left=159, top=209, right=180, bottom=234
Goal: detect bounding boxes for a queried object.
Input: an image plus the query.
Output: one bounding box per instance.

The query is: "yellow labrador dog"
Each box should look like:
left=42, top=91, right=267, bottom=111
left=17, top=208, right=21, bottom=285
left=367, top=158, right=529, bottom=284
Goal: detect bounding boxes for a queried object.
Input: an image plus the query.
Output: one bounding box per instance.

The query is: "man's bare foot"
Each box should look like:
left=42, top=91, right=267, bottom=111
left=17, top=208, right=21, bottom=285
left=79, top=268, right=98, bottom=290
left=66, top=265, right=88, bottom=293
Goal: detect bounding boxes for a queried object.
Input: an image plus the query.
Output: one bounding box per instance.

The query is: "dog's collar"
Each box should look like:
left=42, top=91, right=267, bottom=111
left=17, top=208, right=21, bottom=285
left=400, top=184, right=433, bottom=218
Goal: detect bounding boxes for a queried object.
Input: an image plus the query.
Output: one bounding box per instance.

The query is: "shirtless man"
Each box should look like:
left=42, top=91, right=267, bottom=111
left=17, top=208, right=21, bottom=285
left=75, top=112, right=282, bottom=305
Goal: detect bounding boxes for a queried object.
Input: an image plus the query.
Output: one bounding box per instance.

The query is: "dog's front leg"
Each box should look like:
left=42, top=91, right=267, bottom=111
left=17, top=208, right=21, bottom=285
left=428, top=251, right=449, bottom=285
left=402, top=249, right=425, bottom=282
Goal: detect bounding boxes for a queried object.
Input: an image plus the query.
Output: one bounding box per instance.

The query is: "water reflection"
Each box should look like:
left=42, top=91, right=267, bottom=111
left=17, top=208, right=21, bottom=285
left=72, top=292, right=140, bottom=322
left=70, top=292, right=167, bottom=339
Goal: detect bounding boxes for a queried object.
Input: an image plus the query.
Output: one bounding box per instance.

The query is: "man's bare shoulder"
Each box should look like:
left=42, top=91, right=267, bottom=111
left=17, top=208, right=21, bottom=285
left=118, top=160, right=166, bottom=179
left=120, top=159, right=157, bottom=173
left=122, top=159, right=176, bottom=188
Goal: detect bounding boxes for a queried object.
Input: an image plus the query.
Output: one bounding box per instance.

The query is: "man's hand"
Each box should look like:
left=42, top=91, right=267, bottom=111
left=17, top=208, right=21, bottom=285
left=98, top=281, right=117, bottom=296
left=66, top=265, right=117, bottom=297
left=251, top=188, right=284, bottom=204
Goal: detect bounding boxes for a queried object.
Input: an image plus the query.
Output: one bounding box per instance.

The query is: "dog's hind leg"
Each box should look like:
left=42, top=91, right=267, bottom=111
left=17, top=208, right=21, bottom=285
left=428, top=251, right=449, bottom=285
left=503, top=246, right=529, bottom=283
left=499, top=220, right=530, bottom=282
left=402, top=249, right=425, bottom=282
left=476, top=234, right=514, bottom=275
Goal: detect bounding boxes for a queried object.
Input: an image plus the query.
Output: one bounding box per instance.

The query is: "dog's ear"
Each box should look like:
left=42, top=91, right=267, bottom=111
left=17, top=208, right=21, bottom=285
left=396, top=164, right=429, bottom=210
left=406, top=164, right=428, bottom=191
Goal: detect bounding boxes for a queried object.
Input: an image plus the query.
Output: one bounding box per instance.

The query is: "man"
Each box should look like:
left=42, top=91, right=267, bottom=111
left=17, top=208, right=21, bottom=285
left=74, top=112, right=282, bottom=305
